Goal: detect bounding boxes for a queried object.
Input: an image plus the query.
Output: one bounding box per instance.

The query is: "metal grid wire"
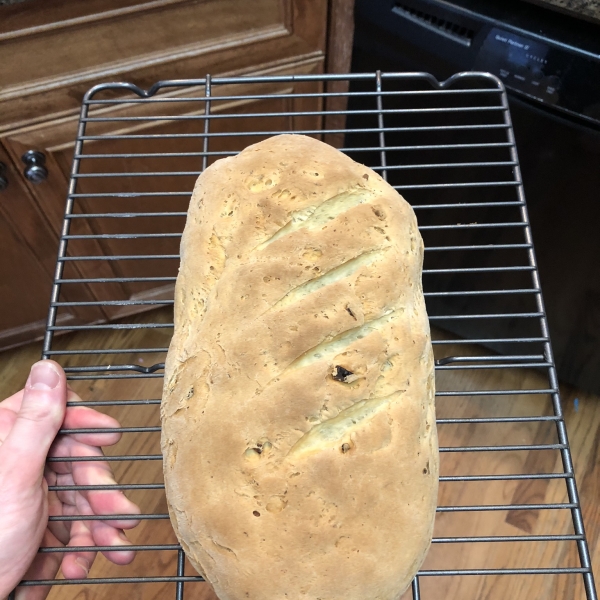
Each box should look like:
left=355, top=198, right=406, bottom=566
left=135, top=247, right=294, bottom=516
left=18, top=72, right=596, bottom=599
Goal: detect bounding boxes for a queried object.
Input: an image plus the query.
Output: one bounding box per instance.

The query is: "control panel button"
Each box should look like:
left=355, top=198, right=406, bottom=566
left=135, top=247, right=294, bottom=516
left=531, top=68, right=544, bottom=80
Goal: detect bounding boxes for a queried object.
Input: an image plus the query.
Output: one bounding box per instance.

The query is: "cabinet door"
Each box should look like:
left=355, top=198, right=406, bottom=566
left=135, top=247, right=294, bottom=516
left=0, top=145, right=60, bottom=347
left=0, top=219, right=52, bottom=350
left=2, top=62, right=324, bottom=323
left=0, top=219, right=53, bottom=348
left=0, top=143, right=107, bottom=348
left=1, top=135, right=131, bottom=325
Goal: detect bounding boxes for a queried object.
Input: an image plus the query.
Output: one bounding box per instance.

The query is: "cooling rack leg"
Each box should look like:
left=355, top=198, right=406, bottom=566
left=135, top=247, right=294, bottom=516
left=375, top=70, right=388, bottom=182
left=176, top=548, right=185, bottom=600
left=202, top=74, right=212, bottom=172
left=42, top=99, right=91, bottom=359
left=411, top=576, right=421, bottom=600
left=501, top=88, right=598, bottom=600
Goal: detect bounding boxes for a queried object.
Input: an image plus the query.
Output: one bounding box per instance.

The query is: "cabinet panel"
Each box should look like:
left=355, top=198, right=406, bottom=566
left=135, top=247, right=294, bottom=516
left=0, top=145, right=56, bottom=349
left=0, top=35, right=322, bottom=134
left=1, top=0, right=286, bottom=90
left=0, top=215, right=53, bottom=346
left=0, top=143, right=86, bottom=348
left=1, top=0, right=187, bottom=38
left=2, top=135, right=131, bottom=321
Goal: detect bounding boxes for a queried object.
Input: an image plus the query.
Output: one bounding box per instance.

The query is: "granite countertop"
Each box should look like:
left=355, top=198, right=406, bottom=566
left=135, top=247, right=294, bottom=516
left=526, top=0, right=600, bottom=24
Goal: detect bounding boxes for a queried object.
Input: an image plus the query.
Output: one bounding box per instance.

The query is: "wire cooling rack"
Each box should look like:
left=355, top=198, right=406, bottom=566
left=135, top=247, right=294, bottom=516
left=19, top=72, right=597, bottom=600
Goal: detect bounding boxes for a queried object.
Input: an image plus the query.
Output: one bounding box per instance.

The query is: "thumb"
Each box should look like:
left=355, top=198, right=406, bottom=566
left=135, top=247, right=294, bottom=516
left=1, top=360, right=67, bottom=487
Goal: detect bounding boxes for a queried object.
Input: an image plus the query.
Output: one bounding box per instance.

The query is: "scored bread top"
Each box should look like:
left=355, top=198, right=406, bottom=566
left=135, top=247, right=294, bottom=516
left=162, top=134, right=438, bottom=600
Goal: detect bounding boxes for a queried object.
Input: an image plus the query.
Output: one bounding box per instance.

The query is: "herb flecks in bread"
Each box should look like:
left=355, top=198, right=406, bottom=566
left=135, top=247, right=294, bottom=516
left=161, top=134, right=438, bottom=600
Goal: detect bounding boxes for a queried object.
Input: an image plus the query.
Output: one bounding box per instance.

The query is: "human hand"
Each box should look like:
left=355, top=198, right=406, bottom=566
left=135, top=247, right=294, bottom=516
left=0, top=360, right=141, bottom=600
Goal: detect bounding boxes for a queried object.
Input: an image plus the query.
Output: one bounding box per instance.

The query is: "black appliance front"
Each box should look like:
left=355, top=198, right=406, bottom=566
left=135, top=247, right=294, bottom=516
left=351, top=0, right=600, bottom=393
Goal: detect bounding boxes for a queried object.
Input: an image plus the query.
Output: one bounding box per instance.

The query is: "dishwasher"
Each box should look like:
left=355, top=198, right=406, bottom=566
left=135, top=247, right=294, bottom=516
left=17, top=72, right=597, bottom=600
left=353, top=0, right=600, bottom=395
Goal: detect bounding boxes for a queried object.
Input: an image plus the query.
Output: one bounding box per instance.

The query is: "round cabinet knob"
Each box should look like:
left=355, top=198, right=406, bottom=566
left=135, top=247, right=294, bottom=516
left=22, top=150, right=48, bottom=184
left=0, top=162, right=8, bottom=191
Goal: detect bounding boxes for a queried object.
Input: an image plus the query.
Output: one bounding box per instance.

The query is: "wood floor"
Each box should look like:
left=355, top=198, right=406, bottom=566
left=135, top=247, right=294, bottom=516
left=1, top=308, right=597, bottom=600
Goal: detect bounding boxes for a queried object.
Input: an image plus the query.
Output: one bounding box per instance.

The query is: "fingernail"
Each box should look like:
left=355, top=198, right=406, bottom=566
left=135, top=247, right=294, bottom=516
left=75, top=556, right=90, bottom=576
left=29, top=361, right=60, bottom=390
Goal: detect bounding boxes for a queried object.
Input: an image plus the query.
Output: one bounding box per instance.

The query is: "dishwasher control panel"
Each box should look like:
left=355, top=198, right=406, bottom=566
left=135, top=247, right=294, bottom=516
left=475, top=26, right=600, bottom=125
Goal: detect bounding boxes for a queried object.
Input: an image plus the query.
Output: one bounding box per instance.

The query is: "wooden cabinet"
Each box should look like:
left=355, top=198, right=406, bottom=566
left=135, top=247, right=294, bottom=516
left=0, top=143, right=104, bottom=348
left=0, top=0, right=354, bottom=349
left=0, top=144, right=55, bottom=347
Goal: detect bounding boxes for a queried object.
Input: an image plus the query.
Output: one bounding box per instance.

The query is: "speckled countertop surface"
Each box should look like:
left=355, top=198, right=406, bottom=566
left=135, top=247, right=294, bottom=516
left=526, top=0, right=600, bottom=23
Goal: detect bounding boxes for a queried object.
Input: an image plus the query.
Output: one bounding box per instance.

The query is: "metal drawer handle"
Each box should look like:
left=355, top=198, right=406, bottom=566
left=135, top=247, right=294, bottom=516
left=0, top=162, right=7, bottom=191
left=22, top=150, right=48, bottom=184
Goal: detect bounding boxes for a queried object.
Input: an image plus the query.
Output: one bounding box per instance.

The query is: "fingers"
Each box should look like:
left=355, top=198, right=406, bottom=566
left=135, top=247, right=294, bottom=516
left=60, top=400, right=122, bottom=447
left=45, top=478, right=137, bottom=582
left=44, top=469, right=95, bottom=586
left=69, top=473, right=137, bottom=568
left=45, top=417, right=141, bottom=572
left=44, top=380, right=139, bottom=574
left=48, top=436, right=141, bottom=528
left=47, top=388, right=121, bottom=449
left=75, top=459, right=140, bottom=565
left=74, top=460, right=141, bottom=531
left=59, top=506, right=135, bottom=573
left=2, top=387, right=121, bottom=447
left=60, top=520, right=97, bottom=580
left=44, top=468, right=71, bottom=546
left=90, top=521, right=136, bottom=565
left=0, top=361, right=67, bottom=488
left=14, top=529, right=62, bottom=600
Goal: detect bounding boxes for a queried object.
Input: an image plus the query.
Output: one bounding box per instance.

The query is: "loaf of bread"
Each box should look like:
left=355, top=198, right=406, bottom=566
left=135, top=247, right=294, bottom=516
left=161, top=134, right=438, bottom=600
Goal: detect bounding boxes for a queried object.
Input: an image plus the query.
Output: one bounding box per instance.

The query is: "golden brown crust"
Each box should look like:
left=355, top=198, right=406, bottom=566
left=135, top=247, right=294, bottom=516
left=161, top=134, right=438, bottom=600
